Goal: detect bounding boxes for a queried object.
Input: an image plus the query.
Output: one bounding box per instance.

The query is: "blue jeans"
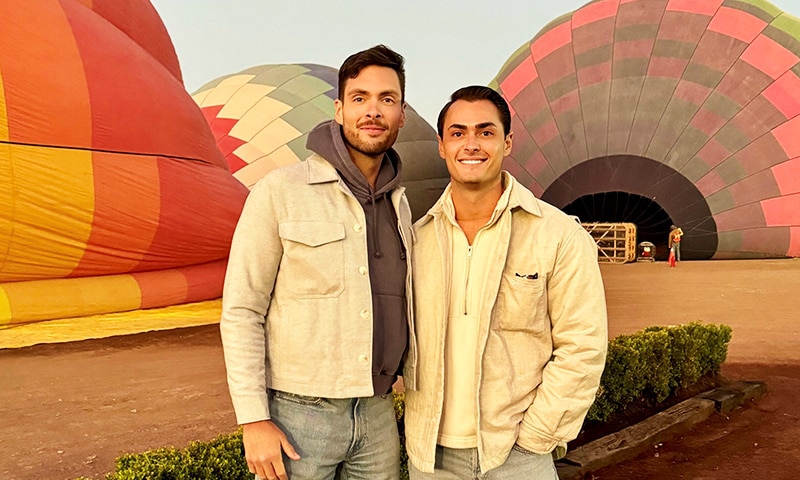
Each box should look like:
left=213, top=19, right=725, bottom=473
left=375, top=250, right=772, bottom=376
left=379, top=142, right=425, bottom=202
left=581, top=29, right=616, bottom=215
left=263, top=390, right=400, bottom=480
left=409, top=445, right=558, bottom=480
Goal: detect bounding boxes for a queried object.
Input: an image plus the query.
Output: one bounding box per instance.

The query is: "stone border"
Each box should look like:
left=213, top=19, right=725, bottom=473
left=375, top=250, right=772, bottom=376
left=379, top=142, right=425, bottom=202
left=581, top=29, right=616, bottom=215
left=556, top=381, right=767, bottom=479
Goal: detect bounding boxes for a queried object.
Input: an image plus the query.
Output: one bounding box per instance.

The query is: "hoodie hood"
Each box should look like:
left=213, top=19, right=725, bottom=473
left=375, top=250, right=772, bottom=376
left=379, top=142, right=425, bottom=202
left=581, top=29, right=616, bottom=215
left=306, top=120, right=403, bottom=198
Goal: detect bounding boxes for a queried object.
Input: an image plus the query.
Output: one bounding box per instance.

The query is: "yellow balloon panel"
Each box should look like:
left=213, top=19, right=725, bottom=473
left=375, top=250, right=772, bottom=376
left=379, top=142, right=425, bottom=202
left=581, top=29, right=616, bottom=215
left=1, top=145, right=94, bottom=281
left=218, top=83, right=276, bottom=119
left=1, top=274, right=141, bottom=325
left=229, top=96, right=292, bottom=142
left=200, top=74, right=257, bottom=108
left=0, top=299, right=222, bottom=349
left=0, top=288, right=10, bottom=324
left=234, top=144, right=300, bottom=187
left=248, top=118, right=301, bottom=158
left=0, top=143, right=11, bottom=258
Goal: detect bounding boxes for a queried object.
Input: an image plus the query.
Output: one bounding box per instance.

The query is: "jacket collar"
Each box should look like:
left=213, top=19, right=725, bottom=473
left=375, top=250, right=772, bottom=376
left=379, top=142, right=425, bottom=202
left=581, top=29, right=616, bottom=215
left=416, top=171, right=543, bottom=228
left=305, top=154, right=341, bottom=185
left=506, top=172, right=542, bottom=217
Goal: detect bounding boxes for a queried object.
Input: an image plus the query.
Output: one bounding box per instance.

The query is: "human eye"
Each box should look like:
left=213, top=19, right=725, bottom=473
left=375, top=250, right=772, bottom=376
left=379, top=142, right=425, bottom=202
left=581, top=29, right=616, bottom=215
left=451, top=131, right=463, bottom=138
left=480, top=130, right=493, bottom=137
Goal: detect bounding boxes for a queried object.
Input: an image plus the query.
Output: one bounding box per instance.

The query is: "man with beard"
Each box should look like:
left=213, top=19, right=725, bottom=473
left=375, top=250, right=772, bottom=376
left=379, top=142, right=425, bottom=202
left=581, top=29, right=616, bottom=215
left=220, top=45, right=413, bottom=480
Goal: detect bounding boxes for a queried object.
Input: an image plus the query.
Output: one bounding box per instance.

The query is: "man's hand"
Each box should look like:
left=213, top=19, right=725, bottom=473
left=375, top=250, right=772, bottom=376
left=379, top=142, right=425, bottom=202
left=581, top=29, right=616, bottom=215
left=242, top=420, right=301, bottom=480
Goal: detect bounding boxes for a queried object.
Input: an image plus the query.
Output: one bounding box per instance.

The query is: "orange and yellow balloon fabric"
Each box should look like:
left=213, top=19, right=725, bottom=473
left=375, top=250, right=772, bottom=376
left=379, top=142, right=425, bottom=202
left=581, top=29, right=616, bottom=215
left=0, top=0, right=249, bottom=327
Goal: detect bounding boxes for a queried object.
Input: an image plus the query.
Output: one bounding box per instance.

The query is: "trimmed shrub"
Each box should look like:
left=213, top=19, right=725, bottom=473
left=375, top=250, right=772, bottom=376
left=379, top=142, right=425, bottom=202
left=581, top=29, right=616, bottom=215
left=645, top=322, right=732, bottom=388
left=101, top=430, right=250, bottom=480
left=587, top=322, right=732, bottom=422
left=79, top=322, right=730, bottom=479
left=588, top=328, right=674, bottom=421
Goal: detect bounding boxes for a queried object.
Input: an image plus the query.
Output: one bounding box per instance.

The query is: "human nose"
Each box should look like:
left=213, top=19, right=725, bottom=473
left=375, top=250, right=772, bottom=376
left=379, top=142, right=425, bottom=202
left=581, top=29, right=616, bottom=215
left=365, top=99, right=382, bottom=119
left=464, top=133, right=480, bottom=152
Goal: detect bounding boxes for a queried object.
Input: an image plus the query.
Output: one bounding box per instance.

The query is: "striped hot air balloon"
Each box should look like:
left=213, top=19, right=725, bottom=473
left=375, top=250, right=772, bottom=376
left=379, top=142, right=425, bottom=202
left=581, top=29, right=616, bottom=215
left=192, top=63, right=449, bottom=219
left=0, top=0, right=249, bottom=326
left=491, top=0, right=800, bottom=259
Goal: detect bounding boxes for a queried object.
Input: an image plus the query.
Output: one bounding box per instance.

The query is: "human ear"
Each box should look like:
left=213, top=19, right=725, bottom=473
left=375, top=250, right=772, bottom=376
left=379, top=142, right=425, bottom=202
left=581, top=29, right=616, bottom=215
left=334, top=99, right=343, bottom=125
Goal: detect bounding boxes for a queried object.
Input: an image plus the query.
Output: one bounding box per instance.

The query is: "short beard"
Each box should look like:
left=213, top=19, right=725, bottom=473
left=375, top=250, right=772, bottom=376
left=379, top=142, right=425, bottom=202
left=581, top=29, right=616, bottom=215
left=342, top=124, right=399, bottom=158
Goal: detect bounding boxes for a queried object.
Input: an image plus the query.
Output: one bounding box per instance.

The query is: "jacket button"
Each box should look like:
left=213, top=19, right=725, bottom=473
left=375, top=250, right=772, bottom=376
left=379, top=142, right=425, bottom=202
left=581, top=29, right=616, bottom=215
left=358, top=354, right=369, bottom=363
left=353, top=224, right=362, bottom=232
left=358, top=266, right=368, bottom=275
left=360, top=309, right=369, bottom=318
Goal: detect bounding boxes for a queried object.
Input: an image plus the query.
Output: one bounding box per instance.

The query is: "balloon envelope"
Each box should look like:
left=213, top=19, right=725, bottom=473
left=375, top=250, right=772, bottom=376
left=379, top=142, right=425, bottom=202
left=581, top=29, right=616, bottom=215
left=0, top=0, right=249, bottom=326
left=491, top=0, right=800, bottom=259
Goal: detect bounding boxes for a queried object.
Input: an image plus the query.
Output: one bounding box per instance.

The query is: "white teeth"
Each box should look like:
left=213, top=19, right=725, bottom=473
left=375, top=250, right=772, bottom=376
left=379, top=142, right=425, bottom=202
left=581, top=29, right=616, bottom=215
left=460, top=160, right=483, bottom=165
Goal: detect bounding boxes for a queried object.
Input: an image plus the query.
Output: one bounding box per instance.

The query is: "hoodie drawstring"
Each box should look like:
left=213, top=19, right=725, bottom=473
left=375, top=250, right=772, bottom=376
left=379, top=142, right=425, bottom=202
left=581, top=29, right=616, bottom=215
left=387, top=195, right=406, bottom=260
left=370, top=188, right=382, bottom=258
left=367, top=189, right=406, bottom=261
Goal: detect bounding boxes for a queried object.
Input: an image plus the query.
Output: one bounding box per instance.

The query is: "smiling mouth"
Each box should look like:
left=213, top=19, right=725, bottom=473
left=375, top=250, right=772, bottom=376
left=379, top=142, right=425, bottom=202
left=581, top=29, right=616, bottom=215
left=458, top=159, right=486, bottom=165
left=359, top=127, right=387, bottom=138
left=358, top=121, right=387, bottom=131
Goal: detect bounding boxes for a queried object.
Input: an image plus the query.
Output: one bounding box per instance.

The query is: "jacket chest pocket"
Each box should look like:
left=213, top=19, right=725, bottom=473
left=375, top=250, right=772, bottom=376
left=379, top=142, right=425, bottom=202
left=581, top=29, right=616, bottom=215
left=494, top=270, right=547, bottom=333
left=278, top=222, right=346, bottom=297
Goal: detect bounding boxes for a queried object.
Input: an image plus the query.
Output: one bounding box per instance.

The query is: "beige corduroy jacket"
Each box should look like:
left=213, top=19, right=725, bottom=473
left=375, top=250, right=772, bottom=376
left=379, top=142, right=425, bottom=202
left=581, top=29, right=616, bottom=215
left=220, top=154, right=415, bottom=425
left=404, top=173, right=607, bottom=474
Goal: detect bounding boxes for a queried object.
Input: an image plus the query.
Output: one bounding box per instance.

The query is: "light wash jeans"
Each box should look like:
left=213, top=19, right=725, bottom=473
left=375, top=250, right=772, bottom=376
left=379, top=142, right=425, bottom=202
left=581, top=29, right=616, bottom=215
left=261, top=390, right=400, bottom=480
left=409, top=445, right=559, bottom=480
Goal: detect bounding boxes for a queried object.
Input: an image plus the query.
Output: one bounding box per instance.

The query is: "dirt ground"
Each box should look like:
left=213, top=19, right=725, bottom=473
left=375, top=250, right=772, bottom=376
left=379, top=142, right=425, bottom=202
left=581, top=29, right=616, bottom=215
left=1, top=259, right=799, bottom=480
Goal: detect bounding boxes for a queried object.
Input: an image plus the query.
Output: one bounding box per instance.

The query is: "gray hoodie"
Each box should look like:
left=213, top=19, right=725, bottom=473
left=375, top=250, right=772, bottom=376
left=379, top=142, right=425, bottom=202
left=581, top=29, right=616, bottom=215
left=307, top=120, right=408, bottom=395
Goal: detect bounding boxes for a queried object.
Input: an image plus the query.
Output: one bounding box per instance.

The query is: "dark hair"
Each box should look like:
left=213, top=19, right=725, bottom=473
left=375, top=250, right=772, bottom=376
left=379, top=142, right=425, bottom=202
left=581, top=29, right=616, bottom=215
left=338, top=45, right=406, bottom=102
left=437, top=85, right=511, bottom=137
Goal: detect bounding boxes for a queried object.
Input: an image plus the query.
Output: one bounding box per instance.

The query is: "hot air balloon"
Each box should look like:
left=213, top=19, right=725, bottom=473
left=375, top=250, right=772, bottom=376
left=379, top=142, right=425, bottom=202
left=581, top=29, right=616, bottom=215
left=0, top=0, right=249, bottom=326
left=192, top=63, right=449, bottom=219
left=491, top=0, right=800, bottom=259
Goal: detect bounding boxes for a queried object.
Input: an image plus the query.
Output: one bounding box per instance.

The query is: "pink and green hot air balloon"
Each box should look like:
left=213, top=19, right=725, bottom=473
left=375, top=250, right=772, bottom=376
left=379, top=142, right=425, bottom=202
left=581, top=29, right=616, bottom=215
left=491, top=0, right=800, bottom=259
left=192, top=63, right=449, bottom=219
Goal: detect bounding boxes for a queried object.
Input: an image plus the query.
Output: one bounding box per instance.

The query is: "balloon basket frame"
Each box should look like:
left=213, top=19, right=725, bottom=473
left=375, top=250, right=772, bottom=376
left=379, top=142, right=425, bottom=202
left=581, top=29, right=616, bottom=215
left=581, top=222, right=637, bottom=264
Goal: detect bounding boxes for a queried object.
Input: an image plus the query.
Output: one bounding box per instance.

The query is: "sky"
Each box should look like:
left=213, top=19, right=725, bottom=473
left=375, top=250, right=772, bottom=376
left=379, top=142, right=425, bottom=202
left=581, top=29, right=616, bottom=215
left=150, top=0, right=800, bottom=126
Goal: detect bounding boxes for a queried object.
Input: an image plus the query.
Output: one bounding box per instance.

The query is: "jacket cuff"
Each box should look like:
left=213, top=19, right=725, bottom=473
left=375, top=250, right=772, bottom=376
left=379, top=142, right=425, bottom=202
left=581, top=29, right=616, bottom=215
left=231, top=394, right=270, bottom=425
left=517, top=422, right=558, bottom=455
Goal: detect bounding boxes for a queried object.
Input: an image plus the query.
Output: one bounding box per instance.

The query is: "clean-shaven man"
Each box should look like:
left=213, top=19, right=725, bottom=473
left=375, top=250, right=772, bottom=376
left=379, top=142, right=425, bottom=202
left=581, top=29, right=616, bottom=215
left=404, top=86, right=607, bottom=479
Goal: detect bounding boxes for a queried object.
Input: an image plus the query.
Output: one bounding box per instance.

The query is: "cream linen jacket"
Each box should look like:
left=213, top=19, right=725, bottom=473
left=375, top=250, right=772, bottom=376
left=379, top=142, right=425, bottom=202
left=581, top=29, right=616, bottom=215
left=220, top=154, right=416, bottom=425
left=404, top=174, right=607, bottom=473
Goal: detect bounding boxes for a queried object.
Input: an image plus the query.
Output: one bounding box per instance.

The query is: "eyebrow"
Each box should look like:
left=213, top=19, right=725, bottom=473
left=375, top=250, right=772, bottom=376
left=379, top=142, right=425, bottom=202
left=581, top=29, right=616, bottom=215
left=347, top=89, right=400, bottom=98
left=447, top=122, right=498, bottom=130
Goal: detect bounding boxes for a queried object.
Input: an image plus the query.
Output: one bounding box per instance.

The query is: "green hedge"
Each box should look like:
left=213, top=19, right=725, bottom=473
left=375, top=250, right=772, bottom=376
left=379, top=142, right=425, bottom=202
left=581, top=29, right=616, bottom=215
left=587, top=321, right=732, bottom=422
left=76, top=431, right=250, bottom=480
left=79, top=322, right=730, bottom=480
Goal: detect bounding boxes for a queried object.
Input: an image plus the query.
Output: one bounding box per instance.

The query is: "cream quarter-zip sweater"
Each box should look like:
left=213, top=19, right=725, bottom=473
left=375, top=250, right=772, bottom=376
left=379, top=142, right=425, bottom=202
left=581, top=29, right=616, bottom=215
left=437, top=184, right=512, bottom=449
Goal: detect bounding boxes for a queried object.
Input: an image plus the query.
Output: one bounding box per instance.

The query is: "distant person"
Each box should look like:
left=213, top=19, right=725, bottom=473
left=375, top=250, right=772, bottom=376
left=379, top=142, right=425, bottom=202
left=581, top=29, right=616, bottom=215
left=220, top=45, right=413, bottom=480
left=403, top=86, right=608, bottom=479
left=669, top=225, right=684, bottom=262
